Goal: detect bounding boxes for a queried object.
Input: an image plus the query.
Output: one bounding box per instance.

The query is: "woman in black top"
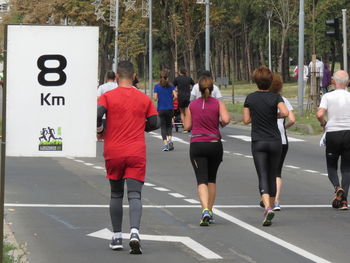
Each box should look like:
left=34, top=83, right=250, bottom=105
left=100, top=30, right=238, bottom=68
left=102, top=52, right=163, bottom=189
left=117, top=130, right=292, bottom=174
left=243, top=66, right=288, bottom=226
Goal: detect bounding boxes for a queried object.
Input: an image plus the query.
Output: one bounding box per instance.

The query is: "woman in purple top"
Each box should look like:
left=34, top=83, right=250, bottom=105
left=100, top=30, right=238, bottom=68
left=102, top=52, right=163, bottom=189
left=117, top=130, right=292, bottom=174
left=184, top=76, right=230, bottom=226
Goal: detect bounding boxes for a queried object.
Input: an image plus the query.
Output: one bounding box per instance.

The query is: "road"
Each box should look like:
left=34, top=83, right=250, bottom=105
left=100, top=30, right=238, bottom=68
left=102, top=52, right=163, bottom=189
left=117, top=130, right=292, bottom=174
left=4, top=125, right=350, bottom=263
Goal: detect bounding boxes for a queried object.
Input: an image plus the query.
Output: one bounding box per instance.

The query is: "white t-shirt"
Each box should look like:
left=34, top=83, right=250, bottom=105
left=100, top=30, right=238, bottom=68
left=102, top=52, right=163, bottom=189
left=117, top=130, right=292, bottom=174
left=319, top=89, right=350, bottom=132
left=278, top=97, right=293, bottom=145
left=190, top=83, right=223, bottom=100
left=97, top=82, right=117, bottom=97
left=308, top=59, right=324, bottom=78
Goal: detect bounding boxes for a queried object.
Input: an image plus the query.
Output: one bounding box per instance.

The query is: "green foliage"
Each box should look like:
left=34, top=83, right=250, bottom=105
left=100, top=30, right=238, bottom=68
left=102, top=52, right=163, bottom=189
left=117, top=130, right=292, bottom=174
left=3, top=238, right=25, bottom=263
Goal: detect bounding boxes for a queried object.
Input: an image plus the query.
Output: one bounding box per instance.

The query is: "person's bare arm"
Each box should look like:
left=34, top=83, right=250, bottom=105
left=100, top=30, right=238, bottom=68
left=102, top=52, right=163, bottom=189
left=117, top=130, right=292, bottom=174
left=316, top=108, right=327, bottom=127
left=243, top=107, right=251, bottom=125
left=277, top=102, right=289, bottom=118
left=183, top=107, right=192, bottom=131
left=219, top=101, right=231, bottom=127
left=285, top=110, right=296, bottom=129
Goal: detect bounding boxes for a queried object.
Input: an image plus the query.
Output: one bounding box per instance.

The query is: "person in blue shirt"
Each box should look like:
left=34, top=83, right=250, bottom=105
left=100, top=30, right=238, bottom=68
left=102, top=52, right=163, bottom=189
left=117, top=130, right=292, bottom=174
left=153, top=71, right=177, bottom=151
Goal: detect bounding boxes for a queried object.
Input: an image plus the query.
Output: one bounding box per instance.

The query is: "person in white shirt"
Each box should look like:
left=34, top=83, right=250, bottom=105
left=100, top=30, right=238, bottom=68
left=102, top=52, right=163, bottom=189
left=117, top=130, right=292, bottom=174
left=97, top=71, right=117, bottom=98
left=190, top=71, right=222, bottom=101
left=267, top=74, right=295, bottom=211
left=317, top=70, right=350, bottom=210
left=308, top=58, right=324, bottom=93
left=293, top=65, right=309, bottom=97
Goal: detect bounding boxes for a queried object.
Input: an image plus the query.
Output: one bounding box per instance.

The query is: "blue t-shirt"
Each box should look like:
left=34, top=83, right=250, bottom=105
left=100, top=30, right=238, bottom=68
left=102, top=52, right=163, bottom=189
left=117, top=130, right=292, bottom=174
left=154, top=83, right=175, bottom=110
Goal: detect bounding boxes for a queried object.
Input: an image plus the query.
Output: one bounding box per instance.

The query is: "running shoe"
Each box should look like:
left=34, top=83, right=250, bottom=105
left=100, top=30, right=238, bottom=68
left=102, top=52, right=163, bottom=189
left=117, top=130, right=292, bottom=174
left=259, top=200, right=265, bottom=208
left=200, top=209, right=211, bottom=226
left=129, top=233, right=142, bottom=254
left=209, top=210, right=215, bottom=224
left=109, top=237, right=123, bottom=250
left=339, top=200, right=348, bottom=210
left=332, top=187, right=344, bottom=209
left=262, top=209, right=275, bottom=227
left=162, top=145, right=169, bottom=152
left=168, top=140, right=174, bottom=151
left=272, top=203, right=281, bottom=211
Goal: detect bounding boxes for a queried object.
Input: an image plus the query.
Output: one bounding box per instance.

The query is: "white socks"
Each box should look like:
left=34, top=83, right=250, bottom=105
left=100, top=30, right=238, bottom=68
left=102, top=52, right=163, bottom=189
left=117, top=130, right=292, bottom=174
left=113, top=232, right=122, bottom=239
left=130, top=228, right=139, bottom=235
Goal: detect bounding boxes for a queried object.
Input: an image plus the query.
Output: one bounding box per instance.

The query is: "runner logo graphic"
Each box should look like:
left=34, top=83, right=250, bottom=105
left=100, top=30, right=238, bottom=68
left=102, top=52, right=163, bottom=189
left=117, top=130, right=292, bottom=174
left=38, top=127, right=63, bottom=151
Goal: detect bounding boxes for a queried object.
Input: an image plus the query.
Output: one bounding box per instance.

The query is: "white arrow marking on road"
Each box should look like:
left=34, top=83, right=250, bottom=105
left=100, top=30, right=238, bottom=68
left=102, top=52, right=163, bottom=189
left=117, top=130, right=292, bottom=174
left=87, top=228, right=222, bottom=260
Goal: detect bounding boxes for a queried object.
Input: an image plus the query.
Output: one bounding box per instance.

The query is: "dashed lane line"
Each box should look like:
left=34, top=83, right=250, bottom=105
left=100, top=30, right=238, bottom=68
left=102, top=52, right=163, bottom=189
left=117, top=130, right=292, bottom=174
left=184, top=199, right=200, bottom=204
left=153, top=187, right=170, bottom=192
left=169, top=193, right=186, bottom=198
left=303, top=170, right=319, bottom=173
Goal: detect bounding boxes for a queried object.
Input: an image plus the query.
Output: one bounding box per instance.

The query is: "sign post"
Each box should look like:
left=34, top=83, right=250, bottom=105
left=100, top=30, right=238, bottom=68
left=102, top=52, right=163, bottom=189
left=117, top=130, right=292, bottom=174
left=1, top=25, right=99, bottom=260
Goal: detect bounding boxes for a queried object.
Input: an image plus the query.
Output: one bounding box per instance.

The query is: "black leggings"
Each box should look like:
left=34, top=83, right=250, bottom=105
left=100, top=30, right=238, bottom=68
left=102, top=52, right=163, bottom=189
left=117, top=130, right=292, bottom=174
left=190, top=141, right=223, bottom=185
left=109, top=178, right=143, bottom=232
left=326, top=130, right=350, bottom=200
left=252, top=140, right=282, bottom=197
left=276, top=144, right=289, bottom=178
left=158, top=110, right=173, bottom=140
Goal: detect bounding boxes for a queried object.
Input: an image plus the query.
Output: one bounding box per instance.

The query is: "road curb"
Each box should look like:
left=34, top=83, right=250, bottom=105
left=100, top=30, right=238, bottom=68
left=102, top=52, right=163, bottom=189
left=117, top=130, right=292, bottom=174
left=3, top=220, right=29, bottom=262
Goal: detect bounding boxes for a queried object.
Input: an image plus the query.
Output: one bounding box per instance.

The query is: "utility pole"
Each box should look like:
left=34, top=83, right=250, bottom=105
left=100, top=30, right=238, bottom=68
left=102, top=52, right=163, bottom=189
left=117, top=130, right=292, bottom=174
left=149, top=0, right=153, bottom=98
left=297, top=0, right=305, bottom=115
left=114, top=0, right=119, bottom=72
left=266, top=10, right=273, bottom=70
left=205, top=0, right=210, bottom=71
left=343, top=9, right=348, bottom=72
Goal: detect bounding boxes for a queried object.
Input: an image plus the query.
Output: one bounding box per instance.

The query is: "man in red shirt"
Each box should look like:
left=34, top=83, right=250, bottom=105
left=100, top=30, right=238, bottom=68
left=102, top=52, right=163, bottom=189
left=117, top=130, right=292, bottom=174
left=97, top=61, right=158, bottom=254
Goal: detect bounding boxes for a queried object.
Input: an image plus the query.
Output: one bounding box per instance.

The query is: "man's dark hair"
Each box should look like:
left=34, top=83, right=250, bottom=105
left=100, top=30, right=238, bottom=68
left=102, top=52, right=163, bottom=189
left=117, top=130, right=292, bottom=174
left=105, top=71, right=116, bottom=81
left=180, top=68, right=187, bottom=75
left=200, top=70, right=212, bottom=78
left=117, top=61, right=134, bottom=79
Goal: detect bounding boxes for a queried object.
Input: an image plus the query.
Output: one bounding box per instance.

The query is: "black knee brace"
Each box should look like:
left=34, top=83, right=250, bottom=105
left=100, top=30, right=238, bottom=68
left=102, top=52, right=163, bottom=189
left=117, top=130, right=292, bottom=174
left=111, top=191, right=124, bottom=199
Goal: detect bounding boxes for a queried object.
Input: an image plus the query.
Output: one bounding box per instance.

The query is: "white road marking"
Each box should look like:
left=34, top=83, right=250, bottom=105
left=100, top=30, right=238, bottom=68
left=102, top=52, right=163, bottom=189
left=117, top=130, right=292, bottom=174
left=83, top=163, right=94, bottom=166
left=184, top=199, right=200, bottom=204
left=4, top=204, right=332, bottom=208
left=213, top=208, right=331, bottom=263
left=144, top=182, right=156, bottom=187
left=65, top=156, right=75, bottom=159
left=285, top=165, right=300, bottom=169
left=93, top=166, right=105, bottom=170
left=303, top=170, right=319, bottom=173
left=74, top=160, right=84, bottom=163
left=169, top=193, right=186, bottom=198
left=224, top=150, right=230, bottom=154
left=321, top=173, right=328, bottom=176
left=227, top=135, right=304, bottom=142
left=151, top=134, right=190, bottom=145
left=288, top=137, right=305, bottom=142
left=88, top=228, right=222, bottom=260
left=153, top=187, right=170, bottom=192
left=244, top=155, right=253, bottom=158
left=233, top=152, right=243, bottom=156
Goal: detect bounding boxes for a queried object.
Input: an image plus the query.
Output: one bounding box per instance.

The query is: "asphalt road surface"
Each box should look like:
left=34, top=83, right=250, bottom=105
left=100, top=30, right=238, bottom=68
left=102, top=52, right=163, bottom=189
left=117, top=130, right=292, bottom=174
left=4, top=125, right=350, bottom=263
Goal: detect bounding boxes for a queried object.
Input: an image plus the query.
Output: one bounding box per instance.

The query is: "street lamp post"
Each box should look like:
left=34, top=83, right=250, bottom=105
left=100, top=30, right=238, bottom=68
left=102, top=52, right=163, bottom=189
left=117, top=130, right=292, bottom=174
left=114, top=0, right=119, bottom=72
left=205, top=0, right=210, bottom=71
left=297, top=0, right=305, bottom=115
left=266, top=10, right=272, bottom=70
left=342, top=9, right=348, bottom=72
left=149, top=0, right=153, bottom=98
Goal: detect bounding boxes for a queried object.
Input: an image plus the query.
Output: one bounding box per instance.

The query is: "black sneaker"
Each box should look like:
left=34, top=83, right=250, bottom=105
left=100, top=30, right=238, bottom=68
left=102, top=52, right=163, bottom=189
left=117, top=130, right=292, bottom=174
left=109, top=237, right=123, bottom=250
left=332, top=187, right=344, bottom=208
left=129, top=233, right=142, bottom=254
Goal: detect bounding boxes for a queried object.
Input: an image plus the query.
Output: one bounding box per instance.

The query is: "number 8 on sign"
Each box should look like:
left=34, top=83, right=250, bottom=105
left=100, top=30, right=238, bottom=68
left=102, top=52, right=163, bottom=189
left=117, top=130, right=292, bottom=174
left=37, top=55, right=67, bottom=86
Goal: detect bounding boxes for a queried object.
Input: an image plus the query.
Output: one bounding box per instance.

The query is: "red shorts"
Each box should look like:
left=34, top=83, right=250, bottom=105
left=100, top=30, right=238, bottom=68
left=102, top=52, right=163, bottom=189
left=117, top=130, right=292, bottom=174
left=105, top=156, right=146, bottom=182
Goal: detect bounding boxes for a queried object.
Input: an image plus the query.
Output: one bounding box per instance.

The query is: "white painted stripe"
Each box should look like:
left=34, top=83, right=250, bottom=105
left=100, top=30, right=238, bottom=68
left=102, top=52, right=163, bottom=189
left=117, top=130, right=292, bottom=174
left=285, top=165, right=300, bottom=169
left=227, top=135, right=251, bottom=142
left=184, top=199, right=200, bottom=204
left=93, top=166, right=105, bottom=170
left=169, top=193, right=186, bottom=198
left=88, top=228, right=222, bottom=259
left=151, top=134, right=189, bottom=145
left=224, top=150, right=230, bottom=154
left=303, top=169, right=319, bottom=173
left=244, top=155, right=253, bottom=158
left=83, top=163, right=94, bottom=166
left=221, top=139, right=226, bottom=142
left=65, top=156, right=75, bottom=159
left=74, top=160, right=84, bottom=163
left=4, top=204, right=332, bottom=208
left=153, top=187, right=170, bottom=192
left=321, top=173, right=328, bottom=176
left=213, top=208, right=331, bottom=263
left=233, top=153, right=243, bottom=156
left=288, top=137, right=305, bottom=142
left=144, top=182, right=156, bottom=187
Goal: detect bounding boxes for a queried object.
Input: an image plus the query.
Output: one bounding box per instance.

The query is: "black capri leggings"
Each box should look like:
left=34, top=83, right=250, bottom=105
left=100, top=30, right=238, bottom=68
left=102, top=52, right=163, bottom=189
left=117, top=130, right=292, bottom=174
left=252, top=140, right=282, bottom=197
left=276, top=144, right=289, bottom=178
left=158, top=110, right=173, bottom=140
left=190, top=141, right=223, bottom=185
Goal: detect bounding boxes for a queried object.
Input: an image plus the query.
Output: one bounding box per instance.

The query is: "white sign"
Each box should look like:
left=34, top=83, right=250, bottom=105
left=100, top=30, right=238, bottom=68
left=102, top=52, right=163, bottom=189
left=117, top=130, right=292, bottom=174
left=6, top=25, right=99, bottom=157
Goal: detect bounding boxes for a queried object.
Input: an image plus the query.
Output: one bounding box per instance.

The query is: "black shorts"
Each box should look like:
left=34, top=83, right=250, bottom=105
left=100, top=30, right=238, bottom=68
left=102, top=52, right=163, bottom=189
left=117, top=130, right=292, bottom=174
left=178, top=98, right=190, bottom=108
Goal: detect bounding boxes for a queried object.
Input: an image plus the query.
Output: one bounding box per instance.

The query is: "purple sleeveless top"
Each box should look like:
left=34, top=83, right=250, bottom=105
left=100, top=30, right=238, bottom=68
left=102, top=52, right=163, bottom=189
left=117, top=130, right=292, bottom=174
left=189, top=97, right=221, bottom=143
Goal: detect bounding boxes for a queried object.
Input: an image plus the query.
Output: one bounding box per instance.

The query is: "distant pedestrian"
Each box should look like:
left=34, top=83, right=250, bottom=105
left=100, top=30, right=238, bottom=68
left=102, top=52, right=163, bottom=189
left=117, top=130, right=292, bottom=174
left=317, top=70, right=350, bottom=210
left=308, top=57, right=324, bottom=94
left=97, top=71, right=117, bottom=98
left=184, top=75, right=230, bottom=226
left=153, top=71, right=177, bottom=151
left=293, top=64, right=309, bottom=97
left=133, top=74, right=140, bottom=89
left=322, top=64, right=331, bottom=94
left=268, top=74, right=295, bottom=211
left=173, top=68, right=195, bottom=125
left=190, top=71, right=223, bottom=101
left=97, top=61, right=159, bottom=254
left=243, top=66, right=288, bottom=226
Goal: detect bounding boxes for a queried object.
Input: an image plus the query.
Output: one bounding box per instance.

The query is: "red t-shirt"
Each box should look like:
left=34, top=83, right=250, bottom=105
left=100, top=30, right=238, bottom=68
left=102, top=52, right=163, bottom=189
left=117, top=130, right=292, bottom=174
left=98, top=86, right=157, bottom=160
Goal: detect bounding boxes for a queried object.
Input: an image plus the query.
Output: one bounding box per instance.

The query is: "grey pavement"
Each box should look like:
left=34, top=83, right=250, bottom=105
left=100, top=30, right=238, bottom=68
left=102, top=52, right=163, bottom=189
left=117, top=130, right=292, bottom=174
left=4, top=125, right=350, bottom=263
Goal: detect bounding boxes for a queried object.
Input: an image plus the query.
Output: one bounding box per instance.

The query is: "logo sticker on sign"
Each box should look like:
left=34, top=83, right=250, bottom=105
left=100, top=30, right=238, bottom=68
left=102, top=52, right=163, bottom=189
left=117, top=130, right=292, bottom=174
left=38, top=127, right=63, bottom=151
